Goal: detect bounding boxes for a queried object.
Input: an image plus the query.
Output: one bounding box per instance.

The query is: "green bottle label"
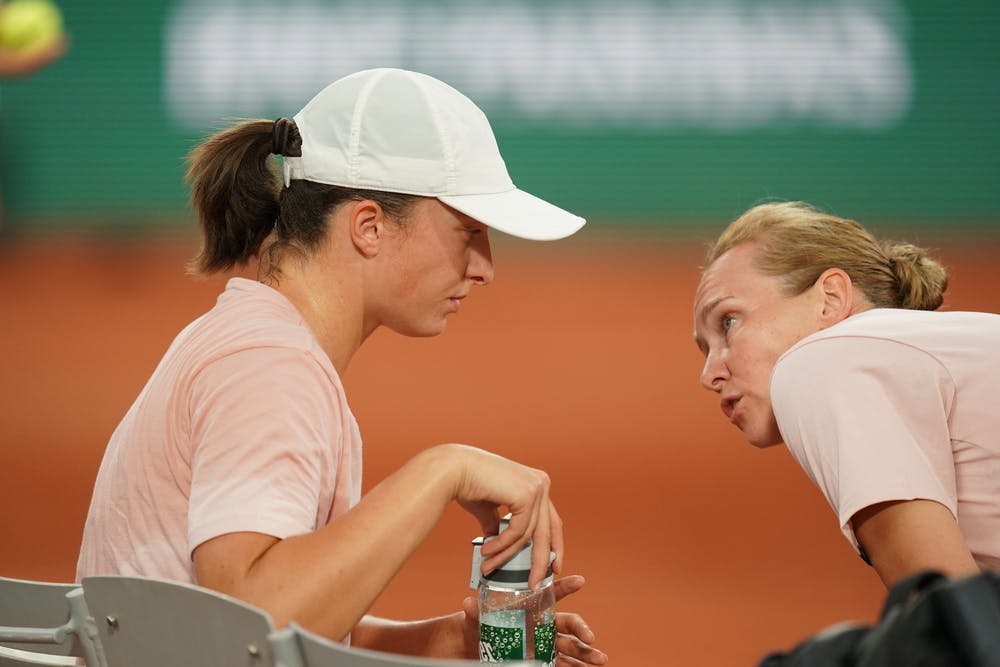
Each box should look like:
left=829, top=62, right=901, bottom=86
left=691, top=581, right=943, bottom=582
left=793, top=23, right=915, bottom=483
left=480, top=620, right=524, bottom=662
left=534, top=621, right=556, bottom=666
left=479, top=612, right=557, bottom=664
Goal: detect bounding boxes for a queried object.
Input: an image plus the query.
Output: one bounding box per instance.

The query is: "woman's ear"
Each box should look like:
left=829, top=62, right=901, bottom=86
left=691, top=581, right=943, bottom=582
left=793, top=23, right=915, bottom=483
left=816, top=268, right=855, bottom=326
left=347, top=200, right=386, bottom=258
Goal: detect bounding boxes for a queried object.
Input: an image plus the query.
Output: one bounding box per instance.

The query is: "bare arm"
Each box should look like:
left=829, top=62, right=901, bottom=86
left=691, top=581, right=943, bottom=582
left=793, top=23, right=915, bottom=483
left=351, top=614, right=466, bottom=657
left=851, top=498, right=980, bottom=588
left=193, top=443, right=561, bottom=644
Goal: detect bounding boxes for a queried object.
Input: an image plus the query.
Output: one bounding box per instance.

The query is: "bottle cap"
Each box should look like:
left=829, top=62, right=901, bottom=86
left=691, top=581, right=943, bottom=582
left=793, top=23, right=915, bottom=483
left=470, top=515, right=555, bottom=590
left=482, top=539, right=555, bottom=589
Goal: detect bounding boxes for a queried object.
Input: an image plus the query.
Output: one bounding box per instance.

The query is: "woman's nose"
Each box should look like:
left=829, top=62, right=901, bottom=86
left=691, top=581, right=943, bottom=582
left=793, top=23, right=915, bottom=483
left=469, top=232, right=495, bottom=285
left=700, top=351, right=728, bottom=391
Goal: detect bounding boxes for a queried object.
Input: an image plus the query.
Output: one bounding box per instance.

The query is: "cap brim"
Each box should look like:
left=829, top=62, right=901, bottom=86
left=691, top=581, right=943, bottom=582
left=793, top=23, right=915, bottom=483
left=438, top=188, right=585, bottom=241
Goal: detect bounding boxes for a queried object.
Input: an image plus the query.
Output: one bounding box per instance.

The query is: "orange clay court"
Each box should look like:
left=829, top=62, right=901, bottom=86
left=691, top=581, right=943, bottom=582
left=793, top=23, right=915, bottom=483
left=2, top=230, right=998, bottom=665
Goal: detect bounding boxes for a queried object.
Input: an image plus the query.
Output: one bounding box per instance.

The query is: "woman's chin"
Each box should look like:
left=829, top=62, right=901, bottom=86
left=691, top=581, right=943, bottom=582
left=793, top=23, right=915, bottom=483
left=388, top=319, right=448, bottom=338
left=743, top=428, right=784, bottom=449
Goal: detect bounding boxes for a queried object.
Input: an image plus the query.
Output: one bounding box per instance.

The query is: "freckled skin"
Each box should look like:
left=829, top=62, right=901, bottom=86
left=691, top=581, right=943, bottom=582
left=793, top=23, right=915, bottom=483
left=693, top=242, right=825, bottom=447
left=370, top=199, right=494, bottom=338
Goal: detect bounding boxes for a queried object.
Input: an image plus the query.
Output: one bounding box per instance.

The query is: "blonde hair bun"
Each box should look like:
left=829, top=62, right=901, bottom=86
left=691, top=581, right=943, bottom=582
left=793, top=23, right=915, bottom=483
left=880, top=241, right=948, bottom=310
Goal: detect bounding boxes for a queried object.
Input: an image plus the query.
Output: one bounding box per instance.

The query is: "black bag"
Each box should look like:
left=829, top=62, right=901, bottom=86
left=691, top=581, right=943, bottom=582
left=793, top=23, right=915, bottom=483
left=758, top=570, right=1000, bottom=667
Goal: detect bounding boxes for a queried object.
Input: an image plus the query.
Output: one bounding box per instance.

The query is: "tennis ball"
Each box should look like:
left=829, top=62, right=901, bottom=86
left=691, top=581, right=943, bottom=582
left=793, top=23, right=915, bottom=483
left=0, top=0, right=64, bottom=55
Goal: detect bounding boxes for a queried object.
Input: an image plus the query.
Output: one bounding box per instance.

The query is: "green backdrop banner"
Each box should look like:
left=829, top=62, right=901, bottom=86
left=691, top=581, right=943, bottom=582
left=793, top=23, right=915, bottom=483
left=1, top=0, right=997, bottom=233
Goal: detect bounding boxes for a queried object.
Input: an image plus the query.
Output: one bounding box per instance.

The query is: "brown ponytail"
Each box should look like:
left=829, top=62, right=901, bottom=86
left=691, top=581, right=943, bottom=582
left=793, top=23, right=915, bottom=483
left=184, top=118, right=422, bottom=280
left=185, top=119, right=280, bottom=275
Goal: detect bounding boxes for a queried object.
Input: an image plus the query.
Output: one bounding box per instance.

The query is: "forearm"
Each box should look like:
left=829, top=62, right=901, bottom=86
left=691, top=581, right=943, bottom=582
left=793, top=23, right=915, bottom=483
left=352, top=613, right=469, bottom=658
left=195, top=445, right=464, bottom=640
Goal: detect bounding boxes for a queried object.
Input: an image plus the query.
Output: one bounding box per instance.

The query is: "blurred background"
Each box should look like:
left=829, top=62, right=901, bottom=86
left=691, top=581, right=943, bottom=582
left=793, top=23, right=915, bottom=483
left=1, top=0, right=998, bottom=664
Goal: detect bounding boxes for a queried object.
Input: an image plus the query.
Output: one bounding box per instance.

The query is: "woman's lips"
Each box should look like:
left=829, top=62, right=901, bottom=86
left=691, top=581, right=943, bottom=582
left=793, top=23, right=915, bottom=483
left=721, top=396, right=741, bottom=424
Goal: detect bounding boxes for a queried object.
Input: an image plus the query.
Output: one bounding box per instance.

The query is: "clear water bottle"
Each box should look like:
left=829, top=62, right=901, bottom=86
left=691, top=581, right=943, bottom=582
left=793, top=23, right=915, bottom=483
left=470, top=518, right=556, bottom=666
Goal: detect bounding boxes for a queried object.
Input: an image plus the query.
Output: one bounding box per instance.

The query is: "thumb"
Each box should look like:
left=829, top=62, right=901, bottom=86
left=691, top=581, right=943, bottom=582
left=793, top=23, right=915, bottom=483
left=552, top=574, right=586, bottom=602
left=463, top=595, right=480, bottom=622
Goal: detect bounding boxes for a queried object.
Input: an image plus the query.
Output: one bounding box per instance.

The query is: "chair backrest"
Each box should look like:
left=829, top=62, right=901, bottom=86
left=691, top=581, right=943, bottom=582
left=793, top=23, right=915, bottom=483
left=269, top=625, right=538, bottom=667
left=0, top=576, right=105, bottom=666
left=81, top=575, right=276, bottom=667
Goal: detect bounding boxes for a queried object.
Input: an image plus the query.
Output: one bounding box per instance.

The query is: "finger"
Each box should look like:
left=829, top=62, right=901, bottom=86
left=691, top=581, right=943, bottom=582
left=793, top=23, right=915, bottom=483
left=481, top=500, right=539, bottom=572
left=479, top=507, right=528, bottom=559
left=557, top=648, right=609, bottom=667
left=555, top=611, right=596, bottom=644
left=529, top=491, right=553, bottom=589
left=549, top=502, right=565, bottom=575
left=552, top=575, right=586, bottom=602
left=556, top=634, right=609, bottom=665
left=480, top=520, right=533, bottom=575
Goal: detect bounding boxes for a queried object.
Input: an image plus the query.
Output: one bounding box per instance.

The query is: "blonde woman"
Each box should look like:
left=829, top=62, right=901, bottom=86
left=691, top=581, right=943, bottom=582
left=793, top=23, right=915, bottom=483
left=693, top=201, right=1000, bottom=588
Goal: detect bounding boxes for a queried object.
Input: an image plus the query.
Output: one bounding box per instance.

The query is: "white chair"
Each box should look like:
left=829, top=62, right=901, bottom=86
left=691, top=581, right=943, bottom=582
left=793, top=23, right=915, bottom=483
left=81, top=575, right=275, bottom=667
left=269, top=624, right=537, bottom=667
left=0, top=576, right=106, bottom=667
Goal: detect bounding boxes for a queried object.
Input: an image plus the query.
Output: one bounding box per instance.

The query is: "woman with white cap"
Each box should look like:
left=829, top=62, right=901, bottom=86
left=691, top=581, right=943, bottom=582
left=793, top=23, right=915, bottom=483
left=77, top=68, right=606, bottom=664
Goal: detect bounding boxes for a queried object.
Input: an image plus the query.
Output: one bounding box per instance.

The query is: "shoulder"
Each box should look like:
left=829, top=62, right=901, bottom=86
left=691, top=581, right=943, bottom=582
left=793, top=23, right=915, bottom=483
left=773, top=307, right=1000, bottom=388
left=783, top=308, right=1000, bottom=359
left=185, top=278, right=341, bottom=387
left=771, top=310, right=959, bottom=416
left=775, top=310, right=941, bottom=381
left=211, top=278, right=319, bottom=347
left=187, top=345, right=352, bottom=451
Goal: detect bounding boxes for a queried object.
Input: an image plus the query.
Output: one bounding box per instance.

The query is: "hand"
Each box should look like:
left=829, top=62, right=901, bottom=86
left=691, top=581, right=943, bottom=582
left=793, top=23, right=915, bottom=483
left=443, top=444, right=564, bottom=588
left=461, top=575, right=609, bottom=665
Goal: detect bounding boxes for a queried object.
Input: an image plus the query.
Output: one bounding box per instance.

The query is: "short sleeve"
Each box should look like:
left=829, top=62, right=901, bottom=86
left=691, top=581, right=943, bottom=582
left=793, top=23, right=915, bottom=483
left=186, top=346, right=343, bottom=555
left=771, top=336, right=957, bottom=549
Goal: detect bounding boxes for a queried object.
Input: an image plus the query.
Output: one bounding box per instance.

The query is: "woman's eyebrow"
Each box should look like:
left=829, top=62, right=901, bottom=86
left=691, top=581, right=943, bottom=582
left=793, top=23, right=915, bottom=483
left=697, top=295, right=733, bottom=325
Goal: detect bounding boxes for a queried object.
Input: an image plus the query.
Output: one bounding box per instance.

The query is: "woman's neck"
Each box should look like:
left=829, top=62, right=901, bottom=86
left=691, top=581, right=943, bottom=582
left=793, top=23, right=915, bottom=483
left=266, top=262, right=366, bottom=376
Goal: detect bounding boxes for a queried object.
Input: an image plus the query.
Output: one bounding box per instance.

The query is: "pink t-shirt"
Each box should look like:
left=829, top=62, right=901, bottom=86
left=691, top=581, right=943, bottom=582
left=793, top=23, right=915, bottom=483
left=77, top=278, right=362, bottom=583
left=771, top=308, right=1000, bottom=571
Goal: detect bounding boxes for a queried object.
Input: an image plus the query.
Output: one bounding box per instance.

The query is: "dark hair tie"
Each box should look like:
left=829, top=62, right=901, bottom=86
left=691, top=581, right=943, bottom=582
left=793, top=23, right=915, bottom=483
left=271, top=117, right=302, bottom=157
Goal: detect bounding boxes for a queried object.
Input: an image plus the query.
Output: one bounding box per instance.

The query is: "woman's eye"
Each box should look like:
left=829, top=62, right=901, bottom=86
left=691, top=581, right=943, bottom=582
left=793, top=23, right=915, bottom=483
left=720, top=314, right=736, bottom=332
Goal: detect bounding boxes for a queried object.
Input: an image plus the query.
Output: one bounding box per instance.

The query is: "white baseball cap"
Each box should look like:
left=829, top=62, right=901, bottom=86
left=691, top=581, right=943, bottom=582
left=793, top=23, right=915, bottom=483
left=283, top=68, right=585, bottom=241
